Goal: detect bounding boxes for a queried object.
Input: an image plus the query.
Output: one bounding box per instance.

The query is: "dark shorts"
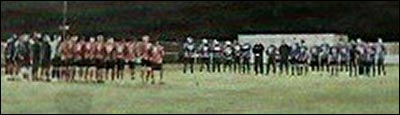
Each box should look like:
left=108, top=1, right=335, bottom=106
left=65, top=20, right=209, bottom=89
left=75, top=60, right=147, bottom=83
left=86, top=59, right=96, bottom=67
left=116, top=59, right=125, bottom=70
left=41, top=58, right=51, bottom=68
left=377, top=59, right=384, bottom=65
left=32, top=60, right=40, bottom=73
left=150, top=62, right=162, bottom=70
left=105, top=60, right=115, bottom=69
left=52, top=57, right=62, bottom=67
left=127, top=61, right=136, bottom=69
left=340, top=60, right=348, bottom=64
left=289, top=58, right=297, bottom=64
left=73, top=59, right=82, bottom=67
left=320, top=58, right=328, bottom=65
left=80, top=59, right=87, bottom=67
left=64, top=58, right=75, bottom=66
left=142, top=59, right=151, bottom=67
left=330, top=61, right=338, bottom=65
left=310, top=61, right=319, bottom=66
left=96, top=59, right=105, bottom=68
left=297, top=60, right=307, bottom=64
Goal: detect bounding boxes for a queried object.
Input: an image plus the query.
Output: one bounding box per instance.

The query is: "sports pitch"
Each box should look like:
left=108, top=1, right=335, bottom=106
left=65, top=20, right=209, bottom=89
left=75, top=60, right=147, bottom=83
left=1, top=64, right=399, bottom=114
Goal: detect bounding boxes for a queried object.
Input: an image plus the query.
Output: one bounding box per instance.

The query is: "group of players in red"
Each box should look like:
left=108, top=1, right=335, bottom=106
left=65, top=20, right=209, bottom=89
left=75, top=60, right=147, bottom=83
left=4, top=33, right=165, bottom=84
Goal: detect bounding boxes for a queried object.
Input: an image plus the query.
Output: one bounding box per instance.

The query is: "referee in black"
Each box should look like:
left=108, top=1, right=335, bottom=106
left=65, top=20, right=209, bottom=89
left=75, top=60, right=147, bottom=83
left=279, top=40, right=290, bottom=75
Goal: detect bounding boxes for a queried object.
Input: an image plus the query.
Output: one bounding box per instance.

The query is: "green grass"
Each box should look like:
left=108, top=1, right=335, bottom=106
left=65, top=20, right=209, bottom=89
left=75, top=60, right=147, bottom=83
left=1, top=65, right=399, bottom=114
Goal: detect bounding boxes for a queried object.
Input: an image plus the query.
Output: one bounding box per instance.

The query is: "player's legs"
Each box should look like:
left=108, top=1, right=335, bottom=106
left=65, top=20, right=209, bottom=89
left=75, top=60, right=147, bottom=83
left=183, top=58, right=188, bottom=73
left=190, top=58, right=194, bottom=73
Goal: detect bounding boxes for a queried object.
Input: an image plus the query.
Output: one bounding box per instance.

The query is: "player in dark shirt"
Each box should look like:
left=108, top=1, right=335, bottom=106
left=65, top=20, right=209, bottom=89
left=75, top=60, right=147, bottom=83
left=252, top=43, right=264, bottom=75
left=278, top=40, right=290, bottom=75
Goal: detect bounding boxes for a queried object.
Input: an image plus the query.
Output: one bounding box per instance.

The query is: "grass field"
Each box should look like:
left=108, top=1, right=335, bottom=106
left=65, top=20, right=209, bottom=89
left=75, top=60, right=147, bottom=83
left=1, top=64, right=399, bottom=114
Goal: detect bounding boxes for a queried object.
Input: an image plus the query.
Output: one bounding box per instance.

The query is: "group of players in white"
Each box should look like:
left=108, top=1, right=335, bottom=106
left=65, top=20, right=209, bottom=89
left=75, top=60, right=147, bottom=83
left=3, top=32, right=165, bottom=84
left=180, top=37, right=387, bottom=77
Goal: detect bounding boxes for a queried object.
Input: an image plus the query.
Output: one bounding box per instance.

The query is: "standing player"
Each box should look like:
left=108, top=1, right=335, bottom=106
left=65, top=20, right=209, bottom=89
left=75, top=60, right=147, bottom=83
left=198, top=38, right=211, bottom=72
left=375, top=38, right=386, bottom=76
left=365, top=43, right=376, bottom=77
left=338, top=42, right=351, bottom=72
left=319, top=42, right=330, bottom=73
left=115, top=38, right=126, bottom=80
left=104, top=37, right=116, bottom=81
left=41, top=34, right=52, bottom=81
left=49, top=35, right=62, bottom=81
left=5, top=34, right=18, bottom=80
left=84, top=37, right=97, bottom=82
left=349, top=40, right=359, bottom=77
left=31, top=33, right=42, bottom=81
left=328, top=45, right=340, bottom=76
left=309, top=45, right=320, bottom=72
left=72, top=36, right=85, bottom=81
left=278, top=40, right=290, bottom=75
left=125, top=38, right=137, bottom=80
left=182, top=37, right=196, bottom=74
left=222, top=41, right=234, bottom=72
left=148, top=41, right=165, bottom=84
left=233, top=40, right=242, bottom=73
left=211, top=39, right=223, bottom=73
left=16, top=34, right=32, bottom=81
left=356, top=39, right=366, bottom=76
left=336, top=39, right=349, bottom=72
left=241, top=42, right=252, bottom=74
left=95, top=35, right=106, bottom=83
left=138, top=35, right=152, bottom=84
left=296, top=43, right=310, bottom=76
left=290, top=41, right=300, bottom=76
left=62, top=36, right=77, bottom=81
left=298, top=40, right=309, bottom=75
left=266, top=44, right=278, bottom=75
left=252, top=42, right=264, bottom=76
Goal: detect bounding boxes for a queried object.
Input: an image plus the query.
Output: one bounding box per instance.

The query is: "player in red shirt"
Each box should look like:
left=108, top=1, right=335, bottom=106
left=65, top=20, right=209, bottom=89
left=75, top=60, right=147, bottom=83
left=95, top=35, right=106, bottom=83
left=148, top=40, right=165, bottom=84
left=83, top=37, right=97, bottom=82
left=59, top=35, right=74, bottom=81
left=115, top=38, right=126, bottom=81
left=72, top=36, right=85, bottom=81
left=104, top=37, right=116, bottom=81
left=138, top=35, right=152, bottom=84
left=124, top=38, right=137, bottom=80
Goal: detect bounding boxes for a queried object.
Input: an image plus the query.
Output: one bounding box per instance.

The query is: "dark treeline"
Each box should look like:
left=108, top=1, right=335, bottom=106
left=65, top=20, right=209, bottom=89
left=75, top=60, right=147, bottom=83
left=1, top=1, right=398, bottom=41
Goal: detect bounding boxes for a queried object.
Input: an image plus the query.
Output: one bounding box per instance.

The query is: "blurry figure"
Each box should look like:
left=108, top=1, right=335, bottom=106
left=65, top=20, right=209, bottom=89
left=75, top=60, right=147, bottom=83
left=252, top=42, right=264, bottom=75
left=223, top=41, right=234, bottom=72
left=40, top=34, right=52, bottom=81
left=278, top=40, right=290, bottom=75
left=375, top=38, right=386, bottom=76
left=328, top=45, right=339, bottom=76
left=295, top=40, right=309, bottom=76
left=5, top=33, right=18, bottom=80
left=241, top=42, right=252, bottom=74
left=211, top=39, right=223, bottom=73
left=182, top=36, right=196, bottom=74
left=148, top=41, right=165, bottom=84
left=266, top=44, right=278, bottom=75
left=233, top=40, right=242, bottom=73
left=198, top=38, right=211, bottom=72
left=309, top=45, right=320, bottom=72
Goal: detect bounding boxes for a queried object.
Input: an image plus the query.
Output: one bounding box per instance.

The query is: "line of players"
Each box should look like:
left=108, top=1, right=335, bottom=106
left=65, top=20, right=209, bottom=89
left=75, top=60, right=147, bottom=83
left=3, top=32, right=165, bottom=84
left=181, top=37, right=387, bottom=77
